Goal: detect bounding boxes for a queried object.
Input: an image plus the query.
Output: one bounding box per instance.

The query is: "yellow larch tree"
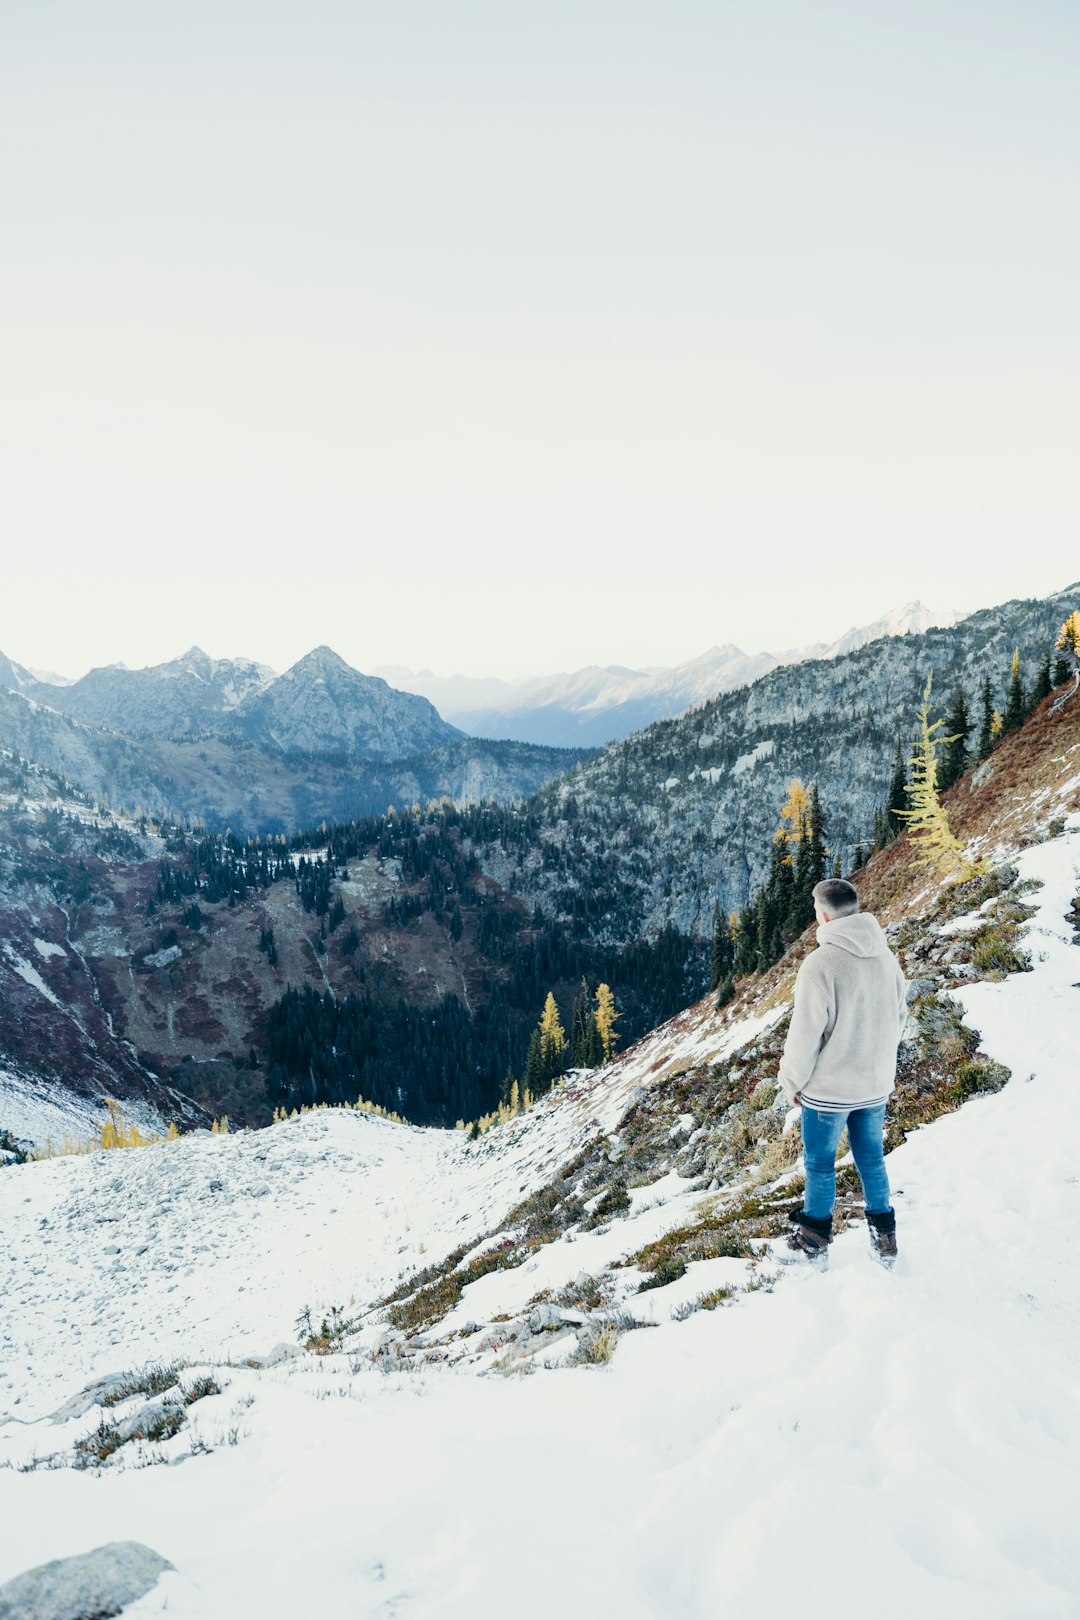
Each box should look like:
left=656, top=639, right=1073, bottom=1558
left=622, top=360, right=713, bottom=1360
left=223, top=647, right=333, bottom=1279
left=594, top=983, right=620, bottom=1062
left=774, top=779, right=810, bottom=864
left=539, top=992, right=567, bottom=1065
left=897, top=675, right=984, bottom=884
left=1057, top=611, right=1080, bottom=657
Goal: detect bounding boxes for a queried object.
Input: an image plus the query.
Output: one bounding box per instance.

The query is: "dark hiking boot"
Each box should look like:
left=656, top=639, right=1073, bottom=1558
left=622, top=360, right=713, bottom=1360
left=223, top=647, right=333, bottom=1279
left=867, top=1209, right=898, bottom=1268
left=777, top=1213, right=832, bottom=1266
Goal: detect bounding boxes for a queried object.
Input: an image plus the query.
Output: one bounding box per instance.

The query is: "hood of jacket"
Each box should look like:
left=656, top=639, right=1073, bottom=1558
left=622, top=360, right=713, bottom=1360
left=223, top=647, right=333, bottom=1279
left=816, top=912, right=891, bottom=958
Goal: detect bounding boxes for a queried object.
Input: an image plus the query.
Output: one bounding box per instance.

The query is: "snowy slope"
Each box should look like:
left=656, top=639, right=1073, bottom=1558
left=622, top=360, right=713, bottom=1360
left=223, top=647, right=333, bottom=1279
left=1, top=822, right=1078, bottom=1617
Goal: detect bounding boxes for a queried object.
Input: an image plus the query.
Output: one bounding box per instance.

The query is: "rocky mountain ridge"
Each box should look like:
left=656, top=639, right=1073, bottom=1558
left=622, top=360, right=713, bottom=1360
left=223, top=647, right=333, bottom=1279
left=14, top=643, right=460, bottom=760
left=464, top=583, right=1080, bottom=940
left=0, top=679, right=584, bottom=834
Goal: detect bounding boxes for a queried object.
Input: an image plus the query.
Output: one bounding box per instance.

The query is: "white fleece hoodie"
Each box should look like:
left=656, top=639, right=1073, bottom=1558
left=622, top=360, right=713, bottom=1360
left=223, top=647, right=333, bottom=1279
left=777, top=912, right=911, bottom=1109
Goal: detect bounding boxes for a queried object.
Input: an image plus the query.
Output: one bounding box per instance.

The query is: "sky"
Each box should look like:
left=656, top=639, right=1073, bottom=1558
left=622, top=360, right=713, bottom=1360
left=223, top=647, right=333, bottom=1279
left=2, top=0, right=1078, bottom=682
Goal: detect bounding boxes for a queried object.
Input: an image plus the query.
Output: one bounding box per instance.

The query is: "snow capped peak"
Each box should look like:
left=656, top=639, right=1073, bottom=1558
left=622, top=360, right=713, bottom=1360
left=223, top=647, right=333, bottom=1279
left=0, top=650, right=39, bottom=693
left=804, top=602, right=964, bottom=662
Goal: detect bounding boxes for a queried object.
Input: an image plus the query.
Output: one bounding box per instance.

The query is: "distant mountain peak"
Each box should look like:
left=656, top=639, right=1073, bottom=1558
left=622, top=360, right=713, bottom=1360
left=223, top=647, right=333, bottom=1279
left=288, top=645, right=353, bottom=676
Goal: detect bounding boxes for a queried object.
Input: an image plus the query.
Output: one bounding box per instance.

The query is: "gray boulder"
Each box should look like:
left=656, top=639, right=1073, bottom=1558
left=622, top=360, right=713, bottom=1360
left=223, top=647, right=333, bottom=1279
left=48, top=1373, right=142, bottom=1424
left=240, top=1342, right=304, bottom=1369
left=0, top=1540, right=173, bottom=1619
left=524, top=1303, right=585, bottom=1335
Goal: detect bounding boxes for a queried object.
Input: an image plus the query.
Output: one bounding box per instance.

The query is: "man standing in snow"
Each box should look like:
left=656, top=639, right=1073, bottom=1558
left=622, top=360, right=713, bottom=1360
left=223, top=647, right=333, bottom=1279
left=777, top=878, right=909, bottom=1266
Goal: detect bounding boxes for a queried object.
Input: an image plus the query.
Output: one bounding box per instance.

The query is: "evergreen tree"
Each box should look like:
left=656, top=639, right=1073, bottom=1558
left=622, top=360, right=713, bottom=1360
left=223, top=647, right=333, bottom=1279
left=977, top=676, right=995, bottom=760
left=786, top=812, right=816, bottom=937
left=1029, top=654, right=1053, bottom=711
left=709, top=905, right=735, bottom=991
left=570, top=976, right=602, bottom=1067
left=887, top=739, right=909, bottom=837
left=807, top=785, right=828, bottom=884
left=523, top=1026, right=546, bottom=1096
left=733, top=897, right=759, bottom=976
left=870, top=805, right=890, bottom=852
left=938, top=688, right=970, bottom=791
left=523, top=991, right=567, bottom=1094
left=1002, top=647, right=1025, bottom=734
left=714, top=972, right=736, bottom=1010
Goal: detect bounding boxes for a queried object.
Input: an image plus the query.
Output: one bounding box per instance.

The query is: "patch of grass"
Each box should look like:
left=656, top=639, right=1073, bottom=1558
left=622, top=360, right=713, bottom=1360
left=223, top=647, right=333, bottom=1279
left=970, top=924, right=1032, bottom=978
left=934, top=864, right=1020, bottom=921
left=141, top=1407, right=185, bottom=1444
left=296, top=1303, right=363, bottom=1353
left=183, top=1375, right=222, bottom=1406
left=100, top=1363, right=180, bottom=1407
left=385, top=1236, right=524, bottom=1334
left=631, top=1221, right=757, bottom=1277
left=379, top=1170, right=596, bottom=1337
left=555, top=1274, right=615, bottom=1313
left=951, top=1057, right=1011, bottom=1098
left=636, top=1255, right=687, bottom=1292
left=673, top=1285, right=737, bottom=1320
left=581, top=1178, right=630, bottom=1228
left=885, top=990, right=1012, bottom=1148
left=569, top=1324, right=619, bottom=1364
left=74, top=1417, right=125, bottom=1469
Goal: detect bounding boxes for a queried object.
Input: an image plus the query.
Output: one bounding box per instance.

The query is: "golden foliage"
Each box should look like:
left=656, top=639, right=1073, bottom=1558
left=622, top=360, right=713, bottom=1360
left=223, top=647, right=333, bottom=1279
left=896, top=674, right=985, bottom=884
left=594, top=982, right=620, bottom=1061
left=271, top=1094, right=405, bottom=1126
left=774, top=778, right=810, bottom=855
left=539, top=990, right=567, bottom=1057
left=1056, top=611, right=1080, bottom=656
left=34, top=1099, right=179, bottom=1159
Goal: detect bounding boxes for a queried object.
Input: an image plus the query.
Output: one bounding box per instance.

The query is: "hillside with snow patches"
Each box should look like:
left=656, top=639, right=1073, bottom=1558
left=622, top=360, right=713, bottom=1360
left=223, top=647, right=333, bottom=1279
left=1, top=700, right=1079, bottom=1616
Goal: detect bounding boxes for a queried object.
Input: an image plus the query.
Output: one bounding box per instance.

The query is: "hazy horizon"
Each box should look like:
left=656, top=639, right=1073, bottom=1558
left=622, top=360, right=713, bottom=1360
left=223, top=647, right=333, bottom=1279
left=8, top=583, right=1076, bottom=691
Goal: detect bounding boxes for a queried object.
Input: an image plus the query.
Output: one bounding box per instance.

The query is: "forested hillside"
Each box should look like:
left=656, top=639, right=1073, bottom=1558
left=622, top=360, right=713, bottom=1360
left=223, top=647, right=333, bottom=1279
left=0, top=761, right=705, bottom=1134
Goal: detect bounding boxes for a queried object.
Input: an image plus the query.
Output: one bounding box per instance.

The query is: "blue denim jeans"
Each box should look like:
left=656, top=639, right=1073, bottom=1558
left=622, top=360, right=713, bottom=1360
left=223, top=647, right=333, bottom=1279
left=801, top=1103, right=891, bottom=1221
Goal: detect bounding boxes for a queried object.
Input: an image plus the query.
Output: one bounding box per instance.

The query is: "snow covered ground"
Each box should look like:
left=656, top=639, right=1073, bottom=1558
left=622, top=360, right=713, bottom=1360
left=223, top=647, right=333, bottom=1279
left=1, top=823, right=1078, bottom=1618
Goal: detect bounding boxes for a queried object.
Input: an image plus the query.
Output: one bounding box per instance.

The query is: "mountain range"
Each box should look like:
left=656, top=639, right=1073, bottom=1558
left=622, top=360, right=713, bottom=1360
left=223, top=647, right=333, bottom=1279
left=0, top=647, right=585, bottom=832
left=376, top=601, right=962, bottom=747
left=6, top=644, right=459, bottom=757
left=1, top=601, right=956, bottom=772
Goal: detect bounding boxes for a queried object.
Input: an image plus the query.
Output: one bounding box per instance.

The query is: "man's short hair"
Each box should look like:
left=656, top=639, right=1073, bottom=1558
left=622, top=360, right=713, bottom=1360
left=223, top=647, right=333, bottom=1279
left=813, top=878, right=859, bottom=918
